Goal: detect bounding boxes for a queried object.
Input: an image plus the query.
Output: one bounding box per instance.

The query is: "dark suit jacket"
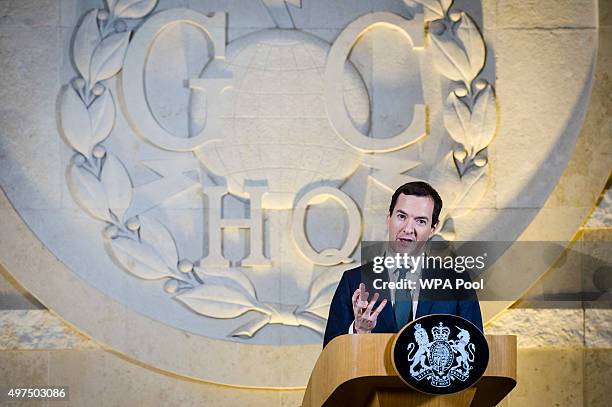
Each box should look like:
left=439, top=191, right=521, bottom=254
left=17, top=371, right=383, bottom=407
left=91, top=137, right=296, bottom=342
left=323, top=262, right=483, bottom=348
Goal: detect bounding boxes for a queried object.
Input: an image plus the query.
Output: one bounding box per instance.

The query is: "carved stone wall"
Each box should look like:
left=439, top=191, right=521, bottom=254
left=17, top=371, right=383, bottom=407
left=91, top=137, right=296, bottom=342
left=0, top=0, right=610, bottom=405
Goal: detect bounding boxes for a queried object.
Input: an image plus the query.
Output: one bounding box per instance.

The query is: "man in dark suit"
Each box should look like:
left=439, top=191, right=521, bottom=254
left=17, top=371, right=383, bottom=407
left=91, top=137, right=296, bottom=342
left=323, top=181, right=483, bottom=348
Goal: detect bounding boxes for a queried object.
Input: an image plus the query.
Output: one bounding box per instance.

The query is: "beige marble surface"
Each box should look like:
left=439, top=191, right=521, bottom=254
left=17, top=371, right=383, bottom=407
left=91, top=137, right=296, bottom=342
left=0, top=310, right=94, bottom=350
left=503, top=349, right=585, bottom=407
left=2, top=347, right=610, bottom=406
left=486, top=309, right=585, bottom=348
left=585, top=309, right=612, bottom=349
left=0, top=349, right=306, bottom=407
left=584, top=350, right=612, bottom=407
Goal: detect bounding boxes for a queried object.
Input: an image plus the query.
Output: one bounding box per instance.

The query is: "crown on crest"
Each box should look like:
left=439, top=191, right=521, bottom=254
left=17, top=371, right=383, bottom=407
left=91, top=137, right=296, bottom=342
left=432, top=322, right=450, bottom=341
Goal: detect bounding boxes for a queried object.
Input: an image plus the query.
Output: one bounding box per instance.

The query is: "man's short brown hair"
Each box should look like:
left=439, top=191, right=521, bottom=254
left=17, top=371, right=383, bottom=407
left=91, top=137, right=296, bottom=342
left=388, top=181, right=443, bottom=227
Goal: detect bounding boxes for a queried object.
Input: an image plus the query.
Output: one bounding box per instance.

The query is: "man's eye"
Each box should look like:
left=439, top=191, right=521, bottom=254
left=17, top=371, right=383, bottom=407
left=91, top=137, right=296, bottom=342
left=417, top=219, right=426, bottom=225
left=397, top=214, right=405, bottom=220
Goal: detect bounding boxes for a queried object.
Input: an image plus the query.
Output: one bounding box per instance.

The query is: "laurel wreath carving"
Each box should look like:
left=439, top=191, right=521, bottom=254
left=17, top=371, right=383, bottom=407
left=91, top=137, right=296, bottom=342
left=58, top=0, right=496, bottom=337
left=417, top=0, right=498, bottom=240
left=59, top=0, right=335, bottom=338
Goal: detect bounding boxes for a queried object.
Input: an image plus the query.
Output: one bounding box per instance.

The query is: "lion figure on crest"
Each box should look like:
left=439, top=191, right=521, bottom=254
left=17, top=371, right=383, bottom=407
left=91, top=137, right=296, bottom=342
left=407, top=324, right=431, bottom=375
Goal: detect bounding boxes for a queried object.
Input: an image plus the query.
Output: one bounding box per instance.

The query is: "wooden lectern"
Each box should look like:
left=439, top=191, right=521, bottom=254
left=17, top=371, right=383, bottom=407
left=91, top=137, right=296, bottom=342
left=302, top=335, right=516, bottom=407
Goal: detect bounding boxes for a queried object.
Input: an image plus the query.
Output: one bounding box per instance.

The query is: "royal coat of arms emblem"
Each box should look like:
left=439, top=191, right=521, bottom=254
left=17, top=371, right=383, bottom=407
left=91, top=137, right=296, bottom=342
left=393, top=314, right=488, bottom=394
left=409, top=322, right=474, bottom=387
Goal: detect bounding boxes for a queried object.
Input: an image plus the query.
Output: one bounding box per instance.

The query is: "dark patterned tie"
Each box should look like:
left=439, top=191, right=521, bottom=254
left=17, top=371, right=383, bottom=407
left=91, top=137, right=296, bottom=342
left=394, top=265, right=413, bottom=329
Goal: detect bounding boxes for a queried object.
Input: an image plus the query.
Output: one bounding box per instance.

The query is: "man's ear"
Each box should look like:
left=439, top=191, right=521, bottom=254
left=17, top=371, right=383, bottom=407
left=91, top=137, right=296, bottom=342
left=428, top=222, right=439, bottom=239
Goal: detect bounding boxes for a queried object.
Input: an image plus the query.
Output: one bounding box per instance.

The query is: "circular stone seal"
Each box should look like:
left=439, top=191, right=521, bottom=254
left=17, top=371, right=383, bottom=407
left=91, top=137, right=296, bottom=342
left=392, top=314, right=489, bottom=395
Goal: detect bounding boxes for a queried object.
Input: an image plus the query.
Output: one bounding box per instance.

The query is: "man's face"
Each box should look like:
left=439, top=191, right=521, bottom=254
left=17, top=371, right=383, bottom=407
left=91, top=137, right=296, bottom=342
left=386, top=194, right=437, bottom=252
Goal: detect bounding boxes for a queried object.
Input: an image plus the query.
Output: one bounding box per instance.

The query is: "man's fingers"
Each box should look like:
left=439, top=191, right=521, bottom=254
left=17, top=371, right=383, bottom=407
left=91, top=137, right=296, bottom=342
left=365, top=297, right=378, bottom=315
left=358, top=283, right=366, bottom=301
left=362, top=293, right=379, bottom=314
left=371, top=299, right=388, bottom=319
left=351, top=288, right=360, bottom=305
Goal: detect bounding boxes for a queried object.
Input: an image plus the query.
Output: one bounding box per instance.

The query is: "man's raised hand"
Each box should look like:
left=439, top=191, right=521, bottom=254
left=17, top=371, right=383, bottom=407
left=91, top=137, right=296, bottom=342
left=352, top=283, right=387, bottom=334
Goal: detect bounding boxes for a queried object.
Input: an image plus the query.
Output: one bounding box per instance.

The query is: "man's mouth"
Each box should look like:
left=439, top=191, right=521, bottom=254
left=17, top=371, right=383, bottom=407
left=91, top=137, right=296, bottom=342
left=397, top=237, right=416, bottom=244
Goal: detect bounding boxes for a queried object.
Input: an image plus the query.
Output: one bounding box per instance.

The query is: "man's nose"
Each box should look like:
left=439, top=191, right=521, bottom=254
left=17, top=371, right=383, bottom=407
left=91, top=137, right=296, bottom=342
left=401, top=218, right=416, bottom=234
